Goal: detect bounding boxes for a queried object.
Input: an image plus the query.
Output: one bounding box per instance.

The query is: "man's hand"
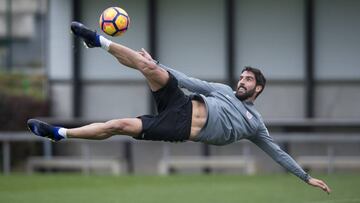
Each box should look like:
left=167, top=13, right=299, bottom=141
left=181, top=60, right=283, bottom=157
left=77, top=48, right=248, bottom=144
left=307, top=177, right=331, bottom=194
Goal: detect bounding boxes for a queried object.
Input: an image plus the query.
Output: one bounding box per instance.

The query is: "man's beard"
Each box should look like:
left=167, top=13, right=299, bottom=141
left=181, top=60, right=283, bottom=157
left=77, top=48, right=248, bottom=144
left=235, top=86, right=256, bottom=101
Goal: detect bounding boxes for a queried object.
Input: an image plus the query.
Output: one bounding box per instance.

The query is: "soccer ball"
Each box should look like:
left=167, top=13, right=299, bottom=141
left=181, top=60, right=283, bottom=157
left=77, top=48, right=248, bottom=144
left=99, top=7, right=130, bottom=37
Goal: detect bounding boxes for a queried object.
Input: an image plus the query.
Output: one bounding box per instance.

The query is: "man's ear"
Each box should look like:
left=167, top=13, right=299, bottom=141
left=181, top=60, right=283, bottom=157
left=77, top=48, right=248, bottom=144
left=255, top=85, right=262, bottom=93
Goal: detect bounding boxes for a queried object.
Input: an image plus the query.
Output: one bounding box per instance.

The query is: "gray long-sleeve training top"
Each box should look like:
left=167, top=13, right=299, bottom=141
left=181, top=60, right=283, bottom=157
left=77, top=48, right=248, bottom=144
left=161, top=64, right=310, bottom=182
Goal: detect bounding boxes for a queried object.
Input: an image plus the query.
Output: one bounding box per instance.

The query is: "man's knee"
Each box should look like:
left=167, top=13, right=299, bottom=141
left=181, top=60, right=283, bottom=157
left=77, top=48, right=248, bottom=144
left=104, top=119, right=128, bottom=133
left=137, top=60, right=157, bottom=74
left=141, top=65, right=169, bottom=91
left=141, top=62, right=168, bottom=78
left=104, top=119, right=142, bottom=136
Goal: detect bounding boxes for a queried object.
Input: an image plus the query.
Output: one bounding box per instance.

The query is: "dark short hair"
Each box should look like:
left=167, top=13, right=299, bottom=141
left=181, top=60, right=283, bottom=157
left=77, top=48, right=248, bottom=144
left=241, top=66, right=266, bottom=98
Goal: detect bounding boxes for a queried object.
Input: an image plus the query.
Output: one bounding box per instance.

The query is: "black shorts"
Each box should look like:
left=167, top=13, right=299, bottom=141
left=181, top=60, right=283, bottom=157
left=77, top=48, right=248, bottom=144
left=136, top=73, right=192, bottom=142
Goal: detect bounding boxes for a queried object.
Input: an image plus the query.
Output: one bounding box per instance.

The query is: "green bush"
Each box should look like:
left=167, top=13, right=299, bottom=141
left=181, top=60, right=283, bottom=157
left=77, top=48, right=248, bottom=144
left=0, top=72, right=46, bottom=100
left=0, top=72, right=49, bottom=130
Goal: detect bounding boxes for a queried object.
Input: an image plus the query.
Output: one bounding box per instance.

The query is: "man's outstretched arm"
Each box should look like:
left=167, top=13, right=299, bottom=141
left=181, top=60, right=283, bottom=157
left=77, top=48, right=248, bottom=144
left=250, top=126, right=331, bottom=194
left=307, top=177, right=331, bottom=194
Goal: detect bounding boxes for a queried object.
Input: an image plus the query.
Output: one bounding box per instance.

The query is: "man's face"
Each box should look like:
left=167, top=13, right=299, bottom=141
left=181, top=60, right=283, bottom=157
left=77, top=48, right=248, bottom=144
left=235, top=71, right=259, bottom=101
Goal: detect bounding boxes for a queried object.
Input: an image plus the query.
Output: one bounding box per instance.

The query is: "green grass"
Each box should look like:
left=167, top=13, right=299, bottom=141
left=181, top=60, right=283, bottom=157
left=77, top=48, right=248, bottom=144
left=0, top=174, right=359, bottom=203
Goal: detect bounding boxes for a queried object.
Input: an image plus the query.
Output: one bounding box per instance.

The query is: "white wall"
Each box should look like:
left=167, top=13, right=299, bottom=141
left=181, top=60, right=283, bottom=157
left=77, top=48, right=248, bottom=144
left=82, top=84, right=148, bottom=119
left=235, top=0, right=305, bottom=80
left=48, top=0, right=73, bottom=118
left=158, top=0, right=226, bottom=80
left=315, top=0, right=360, bottom=80
left=48, top=0, right=73, bottom=80
left=315, top=84, right=360, bottom=118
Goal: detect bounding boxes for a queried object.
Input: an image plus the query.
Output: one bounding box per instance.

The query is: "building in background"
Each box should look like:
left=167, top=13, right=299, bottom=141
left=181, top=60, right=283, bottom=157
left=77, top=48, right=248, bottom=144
left=1, top=0, right=360, bottom=174
left=0, top=0, right=47, bottom=72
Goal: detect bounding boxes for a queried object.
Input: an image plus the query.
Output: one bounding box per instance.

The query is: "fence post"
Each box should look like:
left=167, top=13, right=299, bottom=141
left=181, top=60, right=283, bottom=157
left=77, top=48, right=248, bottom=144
left=3, top=141, right=10, bottom=175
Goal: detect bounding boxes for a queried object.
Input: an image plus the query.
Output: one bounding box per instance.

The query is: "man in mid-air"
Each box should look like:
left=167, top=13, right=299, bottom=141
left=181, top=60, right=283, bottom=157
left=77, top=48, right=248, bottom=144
left=28, top=21, right=331, bottom=194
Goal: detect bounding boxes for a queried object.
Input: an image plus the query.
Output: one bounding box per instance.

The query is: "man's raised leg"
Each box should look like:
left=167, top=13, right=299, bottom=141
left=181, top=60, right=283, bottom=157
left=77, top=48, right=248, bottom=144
left=71, top=21, right=169, bottom=92
left=107, top=43, right=169, bottom=91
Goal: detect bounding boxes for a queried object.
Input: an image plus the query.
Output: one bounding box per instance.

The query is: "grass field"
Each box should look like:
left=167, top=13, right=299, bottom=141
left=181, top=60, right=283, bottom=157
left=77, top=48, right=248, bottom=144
left=0, top=173, right=359, bottom=203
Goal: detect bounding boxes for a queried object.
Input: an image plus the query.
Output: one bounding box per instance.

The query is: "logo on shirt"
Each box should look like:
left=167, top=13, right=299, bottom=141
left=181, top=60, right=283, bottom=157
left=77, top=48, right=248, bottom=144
left=246, top=111, right=253, bottom=120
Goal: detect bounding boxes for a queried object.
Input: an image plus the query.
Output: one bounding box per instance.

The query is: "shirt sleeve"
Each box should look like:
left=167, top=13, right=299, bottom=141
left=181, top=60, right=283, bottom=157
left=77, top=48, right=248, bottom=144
left=249, top=124, right=311, bottom=182
left=159, top=64, right=230, bottom=95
